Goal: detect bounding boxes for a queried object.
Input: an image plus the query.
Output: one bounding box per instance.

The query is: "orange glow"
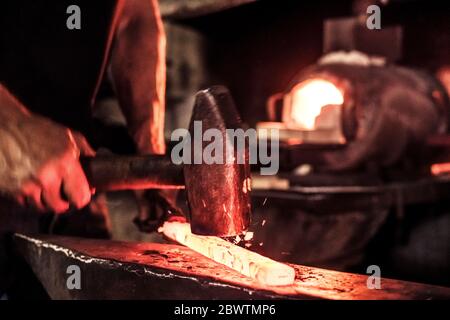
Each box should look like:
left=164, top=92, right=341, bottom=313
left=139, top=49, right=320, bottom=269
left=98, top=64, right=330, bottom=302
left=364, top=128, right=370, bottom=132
left=431, top=162, right=450, bottom=176
left=290, top=79, right=344, bottom=129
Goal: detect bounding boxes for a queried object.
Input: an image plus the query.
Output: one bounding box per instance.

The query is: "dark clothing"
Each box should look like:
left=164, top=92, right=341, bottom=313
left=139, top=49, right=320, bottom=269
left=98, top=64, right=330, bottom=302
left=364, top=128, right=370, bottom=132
left=0, top=0, right=121, bottom=294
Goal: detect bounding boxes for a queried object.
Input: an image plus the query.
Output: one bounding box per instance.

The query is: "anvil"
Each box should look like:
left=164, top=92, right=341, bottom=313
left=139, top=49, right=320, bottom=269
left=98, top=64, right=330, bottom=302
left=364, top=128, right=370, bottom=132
left=12, top=233, right=450, bottom=300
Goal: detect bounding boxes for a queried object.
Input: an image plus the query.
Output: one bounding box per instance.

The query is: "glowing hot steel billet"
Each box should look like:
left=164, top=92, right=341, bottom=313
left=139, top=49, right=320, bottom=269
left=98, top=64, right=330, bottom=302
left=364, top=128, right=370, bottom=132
left=159, top=221, right=295, bottom=286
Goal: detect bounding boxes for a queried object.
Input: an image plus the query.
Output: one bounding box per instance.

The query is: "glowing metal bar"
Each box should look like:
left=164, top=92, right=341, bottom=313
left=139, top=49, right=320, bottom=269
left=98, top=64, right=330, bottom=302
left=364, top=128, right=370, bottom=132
left=160, top=221, right=295, bottom=286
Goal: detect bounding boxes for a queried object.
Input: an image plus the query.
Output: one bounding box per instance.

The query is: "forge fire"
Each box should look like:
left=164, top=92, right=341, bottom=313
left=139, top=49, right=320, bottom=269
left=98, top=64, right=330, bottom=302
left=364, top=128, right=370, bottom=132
left=0, top=0, right=449, bottom=310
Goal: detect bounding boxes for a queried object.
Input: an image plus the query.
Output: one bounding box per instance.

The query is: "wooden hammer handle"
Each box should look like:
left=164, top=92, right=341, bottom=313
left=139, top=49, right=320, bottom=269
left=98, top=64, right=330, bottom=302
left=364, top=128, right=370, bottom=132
left=80, top=155, right=184, bottom=191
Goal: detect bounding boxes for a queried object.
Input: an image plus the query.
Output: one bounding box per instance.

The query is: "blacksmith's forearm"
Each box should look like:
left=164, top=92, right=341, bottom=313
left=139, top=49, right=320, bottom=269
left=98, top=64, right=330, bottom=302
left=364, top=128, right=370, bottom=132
left=110, top=0, right=166, bottom=155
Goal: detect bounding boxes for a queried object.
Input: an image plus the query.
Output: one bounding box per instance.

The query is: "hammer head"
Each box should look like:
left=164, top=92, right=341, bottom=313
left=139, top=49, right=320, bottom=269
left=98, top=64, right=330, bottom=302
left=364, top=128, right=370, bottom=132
left=184, top=86, right=251, bottom=237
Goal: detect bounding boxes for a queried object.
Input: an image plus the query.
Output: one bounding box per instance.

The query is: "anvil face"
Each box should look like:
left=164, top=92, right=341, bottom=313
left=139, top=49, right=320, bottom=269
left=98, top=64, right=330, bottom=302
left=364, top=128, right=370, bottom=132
left=13, top=234, right=450, bottom=300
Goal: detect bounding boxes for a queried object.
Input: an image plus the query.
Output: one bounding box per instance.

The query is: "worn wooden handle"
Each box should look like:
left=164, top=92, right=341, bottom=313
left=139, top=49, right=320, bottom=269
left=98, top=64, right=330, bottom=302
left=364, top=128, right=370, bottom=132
left=80, top=155, right=184, bottom=191
left=160, top=222, right=295, bottom=286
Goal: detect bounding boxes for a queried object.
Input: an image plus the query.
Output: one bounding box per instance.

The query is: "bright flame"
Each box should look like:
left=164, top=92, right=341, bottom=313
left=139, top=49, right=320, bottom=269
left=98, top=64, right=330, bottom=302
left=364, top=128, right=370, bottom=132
left=290, top=79, right=344, bottom=129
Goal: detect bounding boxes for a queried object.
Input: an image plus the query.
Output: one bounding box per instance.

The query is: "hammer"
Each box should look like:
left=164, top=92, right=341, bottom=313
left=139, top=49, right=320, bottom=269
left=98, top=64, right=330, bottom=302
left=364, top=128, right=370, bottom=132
left=81, top=86, right=251, bottom=237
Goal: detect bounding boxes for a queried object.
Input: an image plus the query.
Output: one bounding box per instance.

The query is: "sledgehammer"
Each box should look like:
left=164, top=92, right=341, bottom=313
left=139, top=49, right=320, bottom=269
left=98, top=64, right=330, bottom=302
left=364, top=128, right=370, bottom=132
left=81, top=86, right=251, bottom=237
